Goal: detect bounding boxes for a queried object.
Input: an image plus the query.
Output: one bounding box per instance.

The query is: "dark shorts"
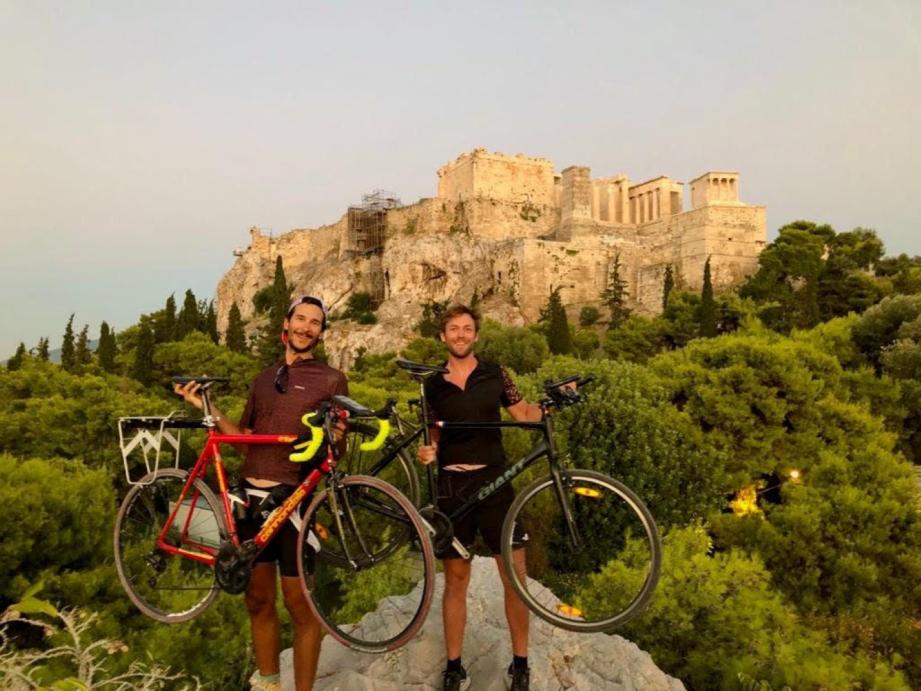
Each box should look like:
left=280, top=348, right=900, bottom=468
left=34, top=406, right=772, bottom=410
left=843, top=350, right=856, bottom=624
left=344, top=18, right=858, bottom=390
left=237, top=483, right=303, bottom=578
left=437, top=466, right=529, bottom=560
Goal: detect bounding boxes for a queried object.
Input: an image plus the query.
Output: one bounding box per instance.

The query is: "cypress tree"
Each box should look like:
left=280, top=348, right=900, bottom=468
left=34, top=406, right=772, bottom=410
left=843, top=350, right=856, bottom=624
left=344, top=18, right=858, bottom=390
left=97, top=321, right=117, bottom=372
left=225, top=302, right=248, bottom=353
left=256, top=256, right=291, bottom=365
left=176, top=289, right=199, bottom=340
left=154, top=294, right=177, bottom=343
left=544, top=287, right=573, bottom=355
left=75, top=324, right=92, bottom=367
left=662, top=264, right=675, bottom=311
left=204, top=301, right=219, bottom=344
left=699, top=256, right=717, bottom=338
left=7, top=342, right=27, bottom=371
left=61, top=314, right=76, bottom=372
left=132, top=319, right=155, bottom=386
left=601, top=254, right=631, bottom=329
left=36, top=337, right=50, bottom=362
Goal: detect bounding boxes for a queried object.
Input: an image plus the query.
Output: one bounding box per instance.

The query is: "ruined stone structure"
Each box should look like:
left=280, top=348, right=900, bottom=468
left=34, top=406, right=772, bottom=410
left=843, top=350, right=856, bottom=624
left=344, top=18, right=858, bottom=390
left=216, top=149, right=766, bottom=368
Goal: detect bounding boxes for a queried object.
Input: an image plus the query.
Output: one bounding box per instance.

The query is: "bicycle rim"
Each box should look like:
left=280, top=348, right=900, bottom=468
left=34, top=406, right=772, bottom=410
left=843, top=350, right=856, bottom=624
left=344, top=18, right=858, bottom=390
left=114, top=469, right=223, bottom=623
left=501, top=469, right=661, bottom=632
left=298, top=475, right=434, bottom=652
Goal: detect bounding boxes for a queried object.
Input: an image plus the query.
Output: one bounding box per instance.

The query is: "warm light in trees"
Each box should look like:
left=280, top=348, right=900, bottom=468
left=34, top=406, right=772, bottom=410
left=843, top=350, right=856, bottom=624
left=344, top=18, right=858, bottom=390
left=730, top=486, right=762, bottom=517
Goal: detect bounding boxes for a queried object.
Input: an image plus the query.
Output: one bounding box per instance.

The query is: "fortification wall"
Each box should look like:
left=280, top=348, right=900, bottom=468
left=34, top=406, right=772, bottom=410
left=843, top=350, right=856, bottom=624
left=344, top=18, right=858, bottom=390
left=437, top=149, right=555, bottom=206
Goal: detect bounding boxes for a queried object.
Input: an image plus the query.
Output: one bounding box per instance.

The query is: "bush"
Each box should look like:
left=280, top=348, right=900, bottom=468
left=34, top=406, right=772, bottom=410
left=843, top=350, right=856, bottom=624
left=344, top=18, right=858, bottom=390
left=591, top=525, right=910, bottom=690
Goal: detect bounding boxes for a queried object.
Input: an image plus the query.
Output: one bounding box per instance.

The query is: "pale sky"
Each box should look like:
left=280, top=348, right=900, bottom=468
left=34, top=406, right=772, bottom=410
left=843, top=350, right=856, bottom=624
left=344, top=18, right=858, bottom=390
left=2, top=1, right=920, bottom=357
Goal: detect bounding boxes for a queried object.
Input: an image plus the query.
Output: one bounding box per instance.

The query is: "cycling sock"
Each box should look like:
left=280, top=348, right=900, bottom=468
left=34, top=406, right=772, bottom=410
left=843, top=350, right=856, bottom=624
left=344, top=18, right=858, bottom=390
left=513, top=655, right=529, bottom=671
left=251, top=671, right=280, bottom=684
left=446, top=657, right=463, bottom=673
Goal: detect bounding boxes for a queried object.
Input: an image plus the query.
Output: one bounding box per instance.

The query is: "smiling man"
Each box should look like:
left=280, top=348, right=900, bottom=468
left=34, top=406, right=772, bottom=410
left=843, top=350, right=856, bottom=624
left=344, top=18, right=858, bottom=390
left=417, top=304, right=544, bottom=691
left=175, top=295, right=347, bottom=691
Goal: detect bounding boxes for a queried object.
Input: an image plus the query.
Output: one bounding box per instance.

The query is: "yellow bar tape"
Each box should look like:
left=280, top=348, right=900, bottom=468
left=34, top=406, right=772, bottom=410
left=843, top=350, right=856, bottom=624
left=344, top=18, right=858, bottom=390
left=288, top=411, right=324, bottom=462
left=358, top=419, right=390, bottom=451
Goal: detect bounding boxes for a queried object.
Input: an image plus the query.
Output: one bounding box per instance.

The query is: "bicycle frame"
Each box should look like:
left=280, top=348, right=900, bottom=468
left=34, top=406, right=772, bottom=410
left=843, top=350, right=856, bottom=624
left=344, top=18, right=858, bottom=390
left=155, top=429, right=333, bottom=567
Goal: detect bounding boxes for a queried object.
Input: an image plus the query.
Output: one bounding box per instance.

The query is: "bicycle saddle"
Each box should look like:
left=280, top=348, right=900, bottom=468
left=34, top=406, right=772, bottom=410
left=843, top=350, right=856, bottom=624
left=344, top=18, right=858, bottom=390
left=396, top=358, right=449, bottom=376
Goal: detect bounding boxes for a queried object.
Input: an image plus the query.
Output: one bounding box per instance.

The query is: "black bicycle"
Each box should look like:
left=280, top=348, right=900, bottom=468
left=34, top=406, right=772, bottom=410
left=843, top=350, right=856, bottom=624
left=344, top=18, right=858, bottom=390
left=345, top=358, right=662, bottom=633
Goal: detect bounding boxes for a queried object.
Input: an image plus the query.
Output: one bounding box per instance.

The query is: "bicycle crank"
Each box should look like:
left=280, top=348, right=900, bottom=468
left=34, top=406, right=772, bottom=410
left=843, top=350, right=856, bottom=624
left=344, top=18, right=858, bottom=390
left=215, top=541, right=255, bottom=594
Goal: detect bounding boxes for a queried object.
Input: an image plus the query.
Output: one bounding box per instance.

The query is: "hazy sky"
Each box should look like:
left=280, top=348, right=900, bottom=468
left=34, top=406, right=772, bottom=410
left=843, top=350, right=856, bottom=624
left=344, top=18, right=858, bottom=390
left=2, top=1, right=920, bottom=357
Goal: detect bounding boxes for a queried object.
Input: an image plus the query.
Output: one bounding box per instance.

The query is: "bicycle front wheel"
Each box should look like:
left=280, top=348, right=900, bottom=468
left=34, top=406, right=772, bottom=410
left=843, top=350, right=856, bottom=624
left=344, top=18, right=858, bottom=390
left=297, top=475, right=435, bottom=653
left=501, top=469, right=661, bottom=633
left=113, top=468, right=225, bottom=623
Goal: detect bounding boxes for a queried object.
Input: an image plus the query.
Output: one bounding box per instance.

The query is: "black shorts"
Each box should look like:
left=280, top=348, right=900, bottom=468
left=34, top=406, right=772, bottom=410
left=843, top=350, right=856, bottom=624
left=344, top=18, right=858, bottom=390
left=237, top=483, right=303, bottom=578
left=437, top=466, right=529, bottom=560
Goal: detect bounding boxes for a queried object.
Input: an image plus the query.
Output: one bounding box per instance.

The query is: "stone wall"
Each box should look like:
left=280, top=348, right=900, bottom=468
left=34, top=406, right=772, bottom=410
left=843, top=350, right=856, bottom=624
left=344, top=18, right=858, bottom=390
left=437, top=149, right=555, bottom=206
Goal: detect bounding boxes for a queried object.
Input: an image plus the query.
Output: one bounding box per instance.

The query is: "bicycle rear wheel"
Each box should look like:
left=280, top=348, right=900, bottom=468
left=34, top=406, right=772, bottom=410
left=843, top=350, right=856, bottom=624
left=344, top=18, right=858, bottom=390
left=297, top=475, right=435, bottom=653
left=501, top=469, right=661, bottom=633
left=343, top=422, right=420, bottom=506
left=114, top=468, right=225, bottom=623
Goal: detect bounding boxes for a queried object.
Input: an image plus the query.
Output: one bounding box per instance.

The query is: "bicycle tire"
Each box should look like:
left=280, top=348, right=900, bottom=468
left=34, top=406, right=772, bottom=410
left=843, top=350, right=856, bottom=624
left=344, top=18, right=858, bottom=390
left=344, top=422, right=421, bottom=506
left=500, top=469, right=661, bottom=633
left=297, top=475, right=435, bottom=653
left=114, top=468, right=225, bottom=623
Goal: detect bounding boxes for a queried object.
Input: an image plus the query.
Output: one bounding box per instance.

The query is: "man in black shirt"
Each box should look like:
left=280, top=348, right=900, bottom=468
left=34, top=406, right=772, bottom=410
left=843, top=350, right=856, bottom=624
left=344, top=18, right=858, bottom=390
left=418, top=304, right=543, bottom=691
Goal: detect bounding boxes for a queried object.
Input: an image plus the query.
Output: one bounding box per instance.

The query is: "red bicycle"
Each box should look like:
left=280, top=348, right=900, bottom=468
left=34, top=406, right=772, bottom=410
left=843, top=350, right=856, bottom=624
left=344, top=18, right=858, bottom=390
left=113, top=376, right=435, bottom=653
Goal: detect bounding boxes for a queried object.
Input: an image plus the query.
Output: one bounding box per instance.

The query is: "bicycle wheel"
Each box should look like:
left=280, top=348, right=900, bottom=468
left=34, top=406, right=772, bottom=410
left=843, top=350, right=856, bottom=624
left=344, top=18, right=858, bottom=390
left=343, top=422, right=421, bottom=506
left=501, top=469, right=661, bottom=632
left=297, top=475, right=435, bottom=653
left=114, top=468, right=225, bottom=623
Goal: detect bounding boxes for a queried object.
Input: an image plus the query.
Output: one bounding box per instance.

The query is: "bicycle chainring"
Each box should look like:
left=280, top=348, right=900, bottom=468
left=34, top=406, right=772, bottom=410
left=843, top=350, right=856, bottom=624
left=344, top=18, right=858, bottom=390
left=215, top=541, right=253, bottom=595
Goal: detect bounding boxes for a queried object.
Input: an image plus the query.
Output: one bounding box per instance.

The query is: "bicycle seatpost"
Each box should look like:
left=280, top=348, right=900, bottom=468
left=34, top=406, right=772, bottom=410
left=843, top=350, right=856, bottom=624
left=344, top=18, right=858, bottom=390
left=418, top=378, right=437, bottom=498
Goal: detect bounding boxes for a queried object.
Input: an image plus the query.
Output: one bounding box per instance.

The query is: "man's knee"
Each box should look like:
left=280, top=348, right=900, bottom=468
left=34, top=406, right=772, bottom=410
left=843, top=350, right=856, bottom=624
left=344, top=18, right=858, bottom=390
left=281, top=579, right=318, bottom=629
left=245, top=587, right=276, bottom=617
left=443, top=559, right=472, bottom=593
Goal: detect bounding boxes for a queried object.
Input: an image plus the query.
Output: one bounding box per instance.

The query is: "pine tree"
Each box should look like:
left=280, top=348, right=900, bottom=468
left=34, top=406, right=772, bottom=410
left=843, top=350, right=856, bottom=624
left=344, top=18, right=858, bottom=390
left=225, top=302, right=248, bottom=353
left=256, top=256, right=291, bottom=365
left=132, top=319, right=155, bottom=386
left=543, top=287, right=573, bottom=355
left=36, top=337, right=50, bottom=362
left=97, top=321, right=117, bottom=372
left=175, top=290, right=198, bottom=340
left=601, top=254, right=631, bottom=329
left=7, top=342, right=27, bottom=371
left=61, top=314, right=76, bottom=372
left=154, top=294, right=177, bottom=343
left=662, top=264, right=675, bottom=311
left=470, top=288, right=481, bottom=310
left=75, top=324, right=92, bottom=368
left=699, top=256, right=717, bottom=338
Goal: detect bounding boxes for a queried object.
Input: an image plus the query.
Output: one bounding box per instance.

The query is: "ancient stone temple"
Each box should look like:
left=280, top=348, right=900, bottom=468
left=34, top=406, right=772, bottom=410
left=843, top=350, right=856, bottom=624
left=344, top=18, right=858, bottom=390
left=216, top=148, right=766, bottom=367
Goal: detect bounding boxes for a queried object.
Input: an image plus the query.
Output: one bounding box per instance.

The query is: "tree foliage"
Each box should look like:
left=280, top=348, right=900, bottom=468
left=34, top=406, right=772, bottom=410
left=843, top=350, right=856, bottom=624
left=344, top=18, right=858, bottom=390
left=97, top=321, right=117, bottom=373
left=476, top=320, right=549, bottom=374
left=541, top=287, right=573, bottom=355
left=699, top=257, right=717, bottom=338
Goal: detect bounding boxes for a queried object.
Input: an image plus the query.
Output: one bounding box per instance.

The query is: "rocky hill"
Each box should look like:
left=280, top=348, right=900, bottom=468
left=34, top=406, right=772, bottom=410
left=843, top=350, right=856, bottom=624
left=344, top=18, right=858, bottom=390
left=280, top=557, right=684, bottom=690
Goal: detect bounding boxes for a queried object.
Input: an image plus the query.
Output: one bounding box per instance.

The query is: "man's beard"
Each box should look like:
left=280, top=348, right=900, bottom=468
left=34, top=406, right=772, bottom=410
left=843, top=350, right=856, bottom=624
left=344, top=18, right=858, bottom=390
left=287, top=329, right=319, bottom=354
left=445, top=342, right=475, bottom=359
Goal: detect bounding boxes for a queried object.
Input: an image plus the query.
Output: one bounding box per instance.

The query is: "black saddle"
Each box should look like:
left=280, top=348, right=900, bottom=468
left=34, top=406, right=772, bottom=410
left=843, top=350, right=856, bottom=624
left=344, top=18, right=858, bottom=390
left=396, top=358, right=448, bottom=377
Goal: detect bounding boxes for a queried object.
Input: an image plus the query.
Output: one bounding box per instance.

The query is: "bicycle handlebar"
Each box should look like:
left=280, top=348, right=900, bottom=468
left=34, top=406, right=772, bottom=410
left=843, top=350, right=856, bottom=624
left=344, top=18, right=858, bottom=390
left=288, top=397, right=393, bottom=463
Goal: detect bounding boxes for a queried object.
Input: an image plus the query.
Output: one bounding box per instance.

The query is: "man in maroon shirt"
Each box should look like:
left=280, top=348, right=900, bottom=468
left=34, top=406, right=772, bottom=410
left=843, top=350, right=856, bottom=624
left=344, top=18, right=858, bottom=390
left=175, top=295, right=346, bottom=691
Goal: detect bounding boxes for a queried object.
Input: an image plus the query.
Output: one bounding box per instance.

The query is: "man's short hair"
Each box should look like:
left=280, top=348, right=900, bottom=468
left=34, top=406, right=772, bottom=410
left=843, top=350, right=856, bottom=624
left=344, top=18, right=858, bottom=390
left=439, top=304, right=481, bottom=333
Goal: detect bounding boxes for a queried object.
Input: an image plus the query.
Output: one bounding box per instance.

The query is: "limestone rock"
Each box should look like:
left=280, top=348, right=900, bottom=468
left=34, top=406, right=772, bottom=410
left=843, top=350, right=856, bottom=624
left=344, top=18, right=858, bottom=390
left=279, top=557, right=684, bottom=691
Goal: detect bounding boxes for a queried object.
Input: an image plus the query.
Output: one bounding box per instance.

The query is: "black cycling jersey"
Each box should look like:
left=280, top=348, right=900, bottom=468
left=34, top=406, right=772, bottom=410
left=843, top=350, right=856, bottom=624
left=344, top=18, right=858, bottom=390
left=423, top=358, right=523, bottom=470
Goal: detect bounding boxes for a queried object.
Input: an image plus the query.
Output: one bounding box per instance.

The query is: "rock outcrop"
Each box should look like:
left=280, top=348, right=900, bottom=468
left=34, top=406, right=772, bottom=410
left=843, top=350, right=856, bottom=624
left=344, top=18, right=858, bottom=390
left=279, top=557, right=684, bottom=690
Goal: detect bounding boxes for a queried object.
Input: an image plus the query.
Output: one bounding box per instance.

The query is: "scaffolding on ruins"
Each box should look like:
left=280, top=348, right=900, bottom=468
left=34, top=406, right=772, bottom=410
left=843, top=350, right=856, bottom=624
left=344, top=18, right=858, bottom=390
left=347, top=189, right=402, bottom=255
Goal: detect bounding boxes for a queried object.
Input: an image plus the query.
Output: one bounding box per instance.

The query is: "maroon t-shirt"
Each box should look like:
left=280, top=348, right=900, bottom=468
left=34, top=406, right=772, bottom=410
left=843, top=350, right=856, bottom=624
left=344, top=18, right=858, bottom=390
left=239, top=358, right=348, bottom=485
